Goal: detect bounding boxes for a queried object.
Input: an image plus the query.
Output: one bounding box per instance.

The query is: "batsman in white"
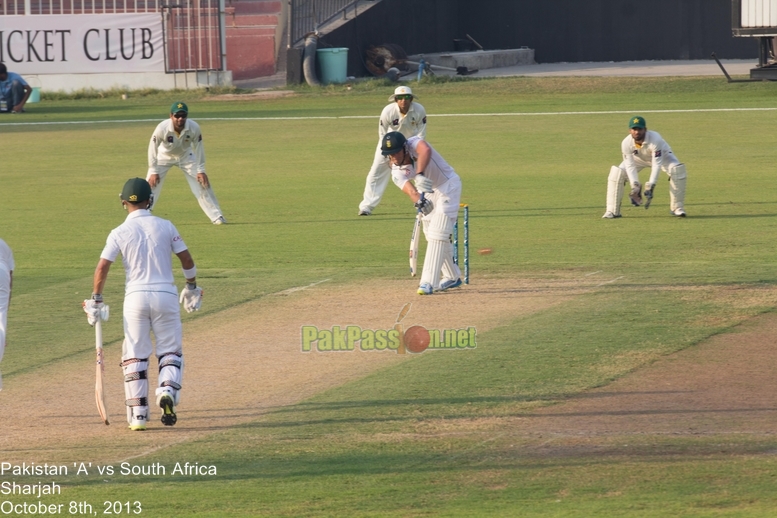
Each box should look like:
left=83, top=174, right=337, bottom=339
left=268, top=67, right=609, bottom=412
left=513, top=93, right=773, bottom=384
left=358, top=86, right=427, bottom=216
left=381, top=131, right=463, bottom=295
left=84, top=178, right=204, bottom=431
left=603, top=115, right=687, bottom=218
left=0, top=237, right=14, bottom=391
left=147, top=101, right=227, bottom=225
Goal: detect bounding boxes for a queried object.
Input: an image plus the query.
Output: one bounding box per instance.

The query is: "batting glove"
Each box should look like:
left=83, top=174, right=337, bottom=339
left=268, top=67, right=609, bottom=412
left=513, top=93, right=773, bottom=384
left=83, top=299, right=109, bottom=326
left=179, top=283, right=203, bottom=313
left=414, top=174, right=433, bottom=193
left=414, top=197, right=434, bottom=216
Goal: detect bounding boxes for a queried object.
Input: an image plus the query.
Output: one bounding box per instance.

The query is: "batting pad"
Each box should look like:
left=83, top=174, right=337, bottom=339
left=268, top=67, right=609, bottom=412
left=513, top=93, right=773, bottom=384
left=424, top=210, right=455, bottom=241
left=421, top=239, right=448, bottom=289
left=156, top=352, right=183, bottom=405
left=441, top=240, right=461, bottom=282
left=606, top=166, right=627, bottom=215
left=121, top=357, right=149, bottom=424
left=668, top=163, right=687, bottom=210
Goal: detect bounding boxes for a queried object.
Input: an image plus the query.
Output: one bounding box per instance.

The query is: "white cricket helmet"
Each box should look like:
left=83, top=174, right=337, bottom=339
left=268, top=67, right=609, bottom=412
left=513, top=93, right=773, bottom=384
left=389, top=86, right=418, bottom=102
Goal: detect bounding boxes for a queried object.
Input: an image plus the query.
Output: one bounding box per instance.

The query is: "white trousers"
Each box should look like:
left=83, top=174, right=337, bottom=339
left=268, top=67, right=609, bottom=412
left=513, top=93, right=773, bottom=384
left=420, top=180, right=462, bottom=288
left=121, top=290, right=184, bottom=424
left=148, top=159, right=223, bottom=222
left=0, top=264, right=10, bottom=379
left=359, top=146, right=392, bottom=212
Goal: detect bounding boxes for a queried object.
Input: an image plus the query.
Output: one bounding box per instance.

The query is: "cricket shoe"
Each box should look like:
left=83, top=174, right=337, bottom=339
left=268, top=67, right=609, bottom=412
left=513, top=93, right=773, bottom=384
left=436, top=278, right=463, bottom=292
left=417, top=283, right=433, bottom=295
left=128, top=417, right=147, bottom=431
left=670, top=208, right=687, bottom=217
left=212, top=216, right=227, bottom=225
left=157, top=391, right=177, bottom=426
left=358, top=209, right=371, bottom=216
left=602, top=211, right=622, bottom=219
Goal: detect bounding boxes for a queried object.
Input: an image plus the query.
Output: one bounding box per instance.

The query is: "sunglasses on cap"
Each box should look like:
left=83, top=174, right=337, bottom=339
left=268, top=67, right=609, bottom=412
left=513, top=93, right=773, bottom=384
left=172, top=112, right=188, bottom=119
left=395, top=94, right=413, bottom=100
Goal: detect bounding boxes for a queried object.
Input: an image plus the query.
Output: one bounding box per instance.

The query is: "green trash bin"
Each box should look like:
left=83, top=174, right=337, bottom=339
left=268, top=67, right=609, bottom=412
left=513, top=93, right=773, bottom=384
left=27, top=76, right=41, bottom=103
left=316, top=47, right=348, bottom=84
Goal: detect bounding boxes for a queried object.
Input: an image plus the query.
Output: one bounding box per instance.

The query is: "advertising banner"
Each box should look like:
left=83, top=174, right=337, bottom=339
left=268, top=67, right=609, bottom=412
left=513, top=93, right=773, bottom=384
left=0, top=14, right=164, bottom=74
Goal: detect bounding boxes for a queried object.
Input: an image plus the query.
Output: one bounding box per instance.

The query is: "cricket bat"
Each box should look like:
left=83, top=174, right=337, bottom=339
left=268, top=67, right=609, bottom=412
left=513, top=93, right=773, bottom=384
left=94, top=318, right=110, bottom=425
left=409, top=213, right=421, bottom=276
left=410, top=193, right=425, bottom=276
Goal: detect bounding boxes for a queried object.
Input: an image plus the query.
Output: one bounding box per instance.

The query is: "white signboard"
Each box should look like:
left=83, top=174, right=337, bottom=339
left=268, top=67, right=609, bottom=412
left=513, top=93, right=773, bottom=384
left=742, top=0, right=777, bottom=28
left=0, top=14, right=164, bottom=74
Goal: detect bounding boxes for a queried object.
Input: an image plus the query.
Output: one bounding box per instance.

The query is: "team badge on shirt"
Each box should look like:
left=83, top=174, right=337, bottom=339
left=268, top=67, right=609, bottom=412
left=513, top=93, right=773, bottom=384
left=655, top=150, right=662, bottom=157
left=422, top=116, right=427, bottom=124
left=392, top=118, right=399, bottom=126
left=632, top=150, right=639, bottom=155
left=167, top=136, right=174, bottom=143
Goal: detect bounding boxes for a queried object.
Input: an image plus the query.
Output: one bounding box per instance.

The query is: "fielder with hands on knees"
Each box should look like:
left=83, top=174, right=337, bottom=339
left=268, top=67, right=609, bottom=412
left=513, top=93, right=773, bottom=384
left=0, top=63, right=32, bottom=114
left=603, top=115, right=687, bottom=219
left=382, top=131, right=463, bottom=295
left=147, top=101, right=227, bottom=225
left=358, top=86, right=427, bottom=216
left=84, top=178, right=203, bottom=431
left=0, top=238, right=13, bottom=390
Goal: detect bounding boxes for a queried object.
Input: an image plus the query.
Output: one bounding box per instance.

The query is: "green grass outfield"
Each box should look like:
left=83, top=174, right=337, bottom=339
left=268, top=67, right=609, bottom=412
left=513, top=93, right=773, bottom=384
left=2, top=76, right=777, bottom=516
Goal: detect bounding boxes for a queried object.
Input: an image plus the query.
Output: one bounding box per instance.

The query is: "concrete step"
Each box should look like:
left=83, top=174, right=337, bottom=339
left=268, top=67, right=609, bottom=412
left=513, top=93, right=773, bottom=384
left=408, top=48, right=535, bottom=71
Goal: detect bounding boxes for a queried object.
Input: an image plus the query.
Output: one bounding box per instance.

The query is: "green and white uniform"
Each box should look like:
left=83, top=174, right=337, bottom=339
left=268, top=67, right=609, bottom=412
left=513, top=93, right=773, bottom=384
left=147, top=118, right=224, bottom=223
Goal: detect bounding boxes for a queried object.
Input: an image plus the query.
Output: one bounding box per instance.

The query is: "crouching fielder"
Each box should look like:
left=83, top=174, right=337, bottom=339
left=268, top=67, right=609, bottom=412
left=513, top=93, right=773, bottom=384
left=603, top=115, right=687, bottom=218
left=381, top=131, right=463, bottom=295
left=84, top=178, right=203, bottom=431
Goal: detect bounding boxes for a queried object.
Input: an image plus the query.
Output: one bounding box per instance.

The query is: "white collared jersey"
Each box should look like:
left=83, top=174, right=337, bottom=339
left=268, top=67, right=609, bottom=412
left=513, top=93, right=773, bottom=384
left=379, top=102, right=427, bottom=140
left=148, top=118, right=206, bottom=173
left=101, top=210, right=188, bottom=293
left=621, top=130, right=677, bottom=179
left=391, top=136, right=460, bottom=196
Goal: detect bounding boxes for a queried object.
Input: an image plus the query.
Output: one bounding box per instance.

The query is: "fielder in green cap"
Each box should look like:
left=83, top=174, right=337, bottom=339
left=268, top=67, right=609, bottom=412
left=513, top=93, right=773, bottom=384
left=147, top=102, right=226, bottom=224
left=171, top=101, right=188, bottom=115
left=602, top=116, right=688, bottom=218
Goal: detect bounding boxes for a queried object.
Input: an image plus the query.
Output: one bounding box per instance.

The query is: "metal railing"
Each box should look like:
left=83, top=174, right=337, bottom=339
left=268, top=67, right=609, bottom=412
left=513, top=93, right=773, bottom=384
left=2, top=0, right=160, bottom=15
left=1, top=0, right=225, bottom=74
left=289, top=0, right=367, bottom=47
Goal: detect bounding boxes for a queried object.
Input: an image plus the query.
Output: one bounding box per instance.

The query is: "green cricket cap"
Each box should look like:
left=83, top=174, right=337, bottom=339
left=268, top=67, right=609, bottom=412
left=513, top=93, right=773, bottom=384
left=121, top=178, right=152, bottom=203
left=171, top=101, right=188, bottom=114
left=628, top=116, right=646, bottom=129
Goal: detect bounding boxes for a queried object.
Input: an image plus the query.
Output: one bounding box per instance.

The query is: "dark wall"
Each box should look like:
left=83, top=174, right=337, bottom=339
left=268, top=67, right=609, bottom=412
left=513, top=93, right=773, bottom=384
left=457, top=0, right=756, bottom=63
left=313, top=0, right=757, bottom=78
left=317, top=0, right=460, bottom=78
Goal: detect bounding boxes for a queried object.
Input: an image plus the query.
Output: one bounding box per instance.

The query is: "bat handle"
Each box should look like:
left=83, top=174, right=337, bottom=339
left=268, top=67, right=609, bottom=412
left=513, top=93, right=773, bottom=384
left=95, top=318, right=103, bottom=350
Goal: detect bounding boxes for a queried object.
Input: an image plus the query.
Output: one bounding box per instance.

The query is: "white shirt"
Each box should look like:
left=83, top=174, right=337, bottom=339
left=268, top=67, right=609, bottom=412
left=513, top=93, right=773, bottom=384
left=0, top=238, right=13, bottom=276
left=101, top=210, right=188, bottom=293
left=391, top=136, right=460, bottom=196
left=378, top=102, right=427, bottom=141
left=148, top=118, right=206, bottom=172
left=621, top=130, right=677, bottom=183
